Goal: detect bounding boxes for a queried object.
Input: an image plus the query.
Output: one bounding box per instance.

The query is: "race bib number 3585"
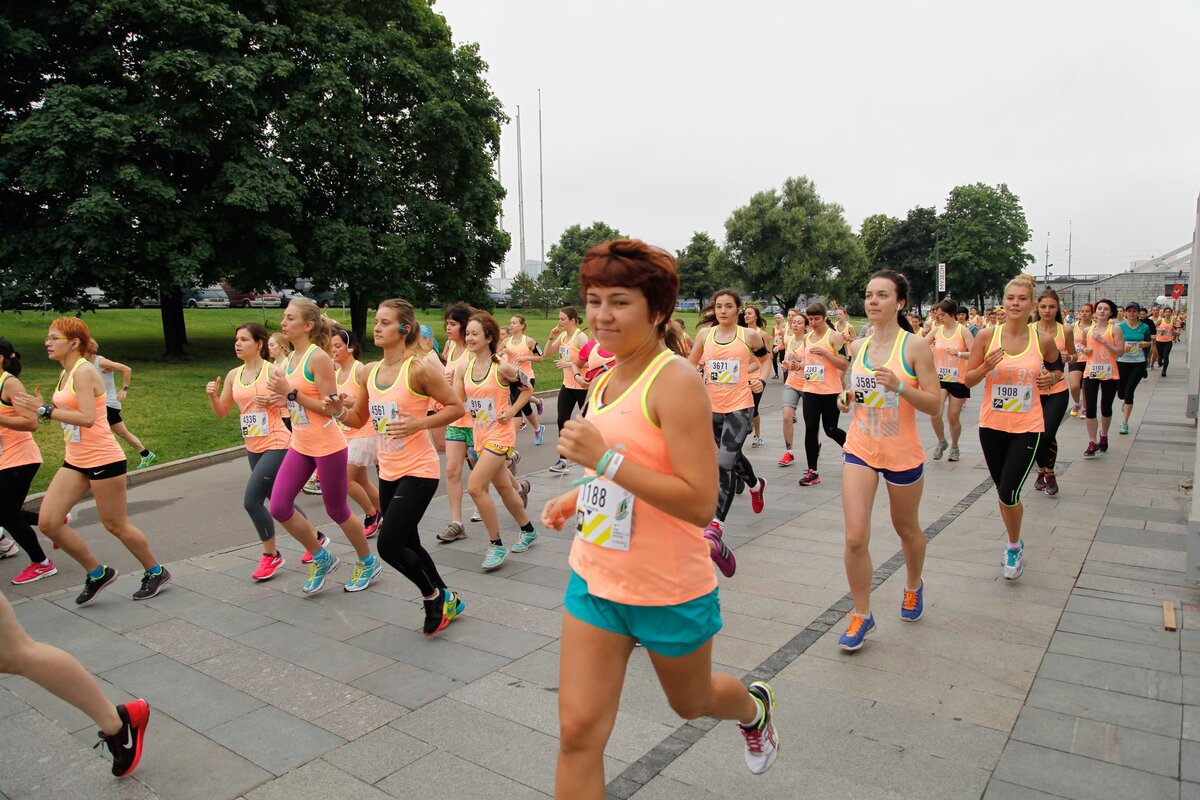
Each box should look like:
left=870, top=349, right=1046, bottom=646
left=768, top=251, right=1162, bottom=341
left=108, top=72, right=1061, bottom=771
left=851, top=373, right=897, bottom=409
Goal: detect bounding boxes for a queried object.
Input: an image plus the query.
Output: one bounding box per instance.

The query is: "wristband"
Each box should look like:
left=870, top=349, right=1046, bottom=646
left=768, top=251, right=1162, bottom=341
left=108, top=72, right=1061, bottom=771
left=896, top=381, right=904, bottom=396
left=121, top=384, right=130, bottom=391
left=603, top=452, right=625, bottom=480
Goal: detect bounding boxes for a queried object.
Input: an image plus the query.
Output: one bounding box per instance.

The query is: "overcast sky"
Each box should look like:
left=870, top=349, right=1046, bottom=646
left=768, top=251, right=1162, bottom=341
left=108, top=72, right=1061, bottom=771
left=436, top=0, right=1199, bottom=284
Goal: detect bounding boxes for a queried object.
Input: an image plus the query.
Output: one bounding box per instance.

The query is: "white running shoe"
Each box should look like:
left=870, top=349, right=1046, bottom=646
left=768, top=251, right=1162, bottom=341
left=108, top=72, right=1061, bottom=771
left=740, top=681, right=780, bottom=775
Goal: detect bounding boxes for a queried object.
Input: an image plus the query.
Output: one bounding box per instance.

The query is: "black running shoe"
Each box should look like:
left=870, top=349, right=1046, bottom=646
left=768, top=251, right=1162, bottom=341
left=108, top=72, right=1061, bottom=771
left=95, top=698, right=150, bottom=777
left=132, top=567, right=171, bottom=601
left=76, top=565, right=119, bottom=606
left=423, top=592, right=446, bottom=636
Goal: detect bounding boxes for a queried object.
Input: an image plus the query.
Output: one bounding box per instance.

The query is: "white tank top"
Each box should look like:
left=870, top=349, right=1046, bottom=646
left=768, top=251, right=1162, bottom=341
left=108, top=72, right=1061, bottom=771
left=93, top=356, right=120, bottom=409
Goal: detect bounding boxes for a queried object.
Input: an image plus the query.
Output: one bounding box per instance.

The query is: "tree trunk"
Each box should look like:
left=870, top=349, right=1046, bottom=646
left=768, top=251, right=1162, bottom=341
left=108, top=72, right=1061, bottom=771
left=350, top=288, right=369, bottom=356
left=160, top=286, right=188, bottom=356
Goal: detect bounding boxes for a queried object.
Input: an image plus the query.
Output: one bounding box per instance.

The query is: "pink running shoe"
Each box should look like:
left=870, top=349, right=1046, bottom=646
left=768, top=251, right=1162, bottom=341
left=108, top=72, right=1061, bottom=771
left=251, top=553, right=284, bottom=582
left=363, top=511, right=382, bottom=538
left=301, top=532, right=329, bottom=565
left=11, top=561, right=57, bottom=585
left=704, top=522, right=736, bottom=577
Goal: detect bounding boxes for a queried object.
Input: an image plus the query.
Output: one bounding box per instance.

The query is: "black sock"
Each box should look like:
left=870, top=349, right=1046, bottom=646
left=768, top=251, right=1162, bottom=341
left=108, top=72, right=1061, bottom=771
left=493, top=537, right=504, bottom=547
left=520, top=522, right=535, bottom=533
left=139, top=449, right=150, bottom=457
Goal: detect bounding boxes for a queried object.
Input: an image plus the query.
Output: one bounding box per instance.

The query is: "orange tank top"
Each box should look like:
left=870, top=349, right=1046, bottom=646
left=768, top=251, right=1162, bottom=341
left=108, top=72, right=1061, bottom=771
left=568, top=350, right=718, bottom=606
left=441, top=341, right=472, bottom=428
left=336, top=360, right=374, bottom=440
left=1037, top=322, right=1067, bottom=395
left=52, top=359, right=125, bottom=468
left=368, top=358, right=440, bottom=481
left=702, top=326, right=754, bottom=413
left=801, top=328, right=843, bottom=395
left=285, top=344, right=347, bottom=457
left=585, top=341, right=616, bottom=379
left=1084, top=322, right=1120, bottom=381
left=0, top=372, right=42, bottom=470
left=979, top=326, right=1045, bottom=434
left=784, top=334, right=807, bottom=391
left=231, top=361, right=290, bottom=454
left=505, top=335, right=536, bottom=379
left=932, top=323, right=968, bottom=385
left=465, top=355, right=515, bottom=451
left=845, top=333, right=924, bottom=471
left=556, top=331, right=586, bottom=390
left=1156, top=319, right=1175, bottom=343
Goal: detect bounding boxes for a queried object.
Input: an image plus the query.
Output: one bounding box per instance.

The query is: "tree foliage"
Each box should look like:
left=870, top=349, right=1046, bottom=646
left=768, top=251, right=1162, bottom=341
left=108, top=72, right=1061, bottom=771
left=873, top=206, right=939, bottom=311
left=675, top=231, right=719, bottom=306
left=507, top=271, right=536, bottom=308
left=544, top=221, right=624, bottom=302
left=721, top=176, right=865, bottom=310
left=938, top=183, right=1034, bottom=309
left=531, top=270, right=565, bottom=316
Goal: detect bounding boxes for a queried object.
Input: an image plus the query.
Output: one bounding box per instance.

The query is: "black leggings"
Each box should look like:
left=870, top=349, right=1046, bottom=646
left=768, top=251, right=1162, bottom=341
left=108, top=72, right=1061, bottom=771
left=1158, top=341, right=1173, bottom=373
left=1082, top=378, right=1118, bottom=420
left=752, top=389, right=763, bottom=419
left=979, top=428, right=1040, bottom=507
left=556, top=387, right=588, bottom=432
left=801, top=392, right=847, bottom=471
left=713, top=408, right=757, bottom=522
left=1034, top=391, right=1069, bottom=471
left=1116, top=362, right=1147, bottom=407
left=772, top=350, right=783, bottom=377
left=509, top=379, right=537, bottom=419
left=0, top=463, right=46, bottom=563
left=376, top=476, right=445, bottom=597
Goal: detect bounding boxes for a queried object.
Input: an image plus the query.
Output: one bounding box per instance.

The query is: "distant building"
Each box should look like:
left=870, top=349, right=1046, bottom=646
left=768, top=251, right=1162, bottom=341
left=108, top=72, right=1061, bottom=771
left=1044, top=242, right=1192, bottom=310
left=521, top=259, right=545, bottom=279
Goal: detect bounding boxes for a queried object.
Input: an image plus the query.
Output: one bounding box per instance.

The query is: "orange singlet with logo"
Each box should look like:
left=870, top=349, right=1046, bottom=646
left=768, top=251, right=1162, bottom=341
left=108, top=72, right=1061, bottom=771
left=52, top=359, right=125, bottom=468
left=701, top=326, right=754, bottom=413
left=367, top=357, right=440, bottom=481
left=464, top=355, right=516, bottom=454
left=284, top=344, right=347, bottom=458
left=505, top=335, right=536, bottom=380
left=1038, top=323, right=1067, bottom=396
left=980, top=326, right=1045, bottom=434
left=441, top=340, right=473, bottom=429
left=801, top=329, right=843, bottom=395
left=844, top=333, right=923, bottom=471
left=568, top=350, right=717, bottom=606
left=1084, top=322, right=1120, bottom=382
left=0, top=371, right=42, bottom=470
left=337, top=360, right=375, bottom=441
left=784, top=334, right=807, bottom=392
left=231, top=362, right=291, bottom=454
left=932, top=323, right=968, bottom=386
left=556, top=332, right=586, bottom=391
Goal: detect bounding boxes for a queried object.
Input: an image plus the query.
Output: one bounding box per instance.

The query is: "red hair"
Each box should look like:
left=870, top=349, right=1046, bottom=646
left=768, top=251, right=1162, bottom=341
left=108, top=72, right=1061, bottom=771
left=50, top=317, right=92, bottom=355
left=579, top=239, right=679, bottom=334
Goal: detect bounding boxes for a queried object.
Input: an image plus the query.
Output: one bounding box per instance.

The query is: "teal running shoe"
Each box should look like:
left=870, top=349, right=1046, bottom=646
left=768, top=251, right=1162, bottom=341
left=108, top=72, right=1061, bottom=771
left=344, top=555, right=382, bottom=592
left=303, top=550, right=340, bottom=594
left=481, top=542, right=508, bottom=570
left=137, top=451, right=157, bottom=469
left=511, top=529, right=539, bottom=553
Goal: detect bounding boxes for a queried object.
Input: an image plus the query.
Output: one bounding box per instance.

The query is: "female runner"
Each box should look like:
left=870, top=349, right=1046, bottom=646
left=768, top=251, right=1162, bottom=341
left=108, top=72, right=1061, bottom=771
left=771, top=312, right=787, bottom=379
left=1156, top=310, right=1176, bottom=377
left=1079, top=299, right=1124, bottom=458
left=88, top=341, right=156, bottom=469
left=331, top=326, right=382, bottom=536
left=797, top=303, right=849, bottom=486
left=742, top=305, right=770, bottom=448
left=435, top=302, right=477, bottom=543
left=1068, top=302, right=1093, bottom=417
left=836, top=271, right=940, bottom=651
left=205, top=323, right=307, bottom=581
left=834, top=306, right=857, bottom=342
left=266, top=299, right=377, bottom=594
left=548, top=307, right=589, bottom=474
left=777, top=311, right=808, bottom=467
left=1032, top=289, right=1074, bottom=497
left=12, top=319, right=169, bottom=604
left=542, top=239, right=778, bottom=798
left=964, top=276, right=1062, bottom=580
left=459, top=312, right=540, bottom=570
left=341, top=299, right=467, bottom=635
left=502, top=314, right=546, bottom=445
left=927, top=298, right=974, bottom=462
left=1116, top=303, right=1152, bottom=435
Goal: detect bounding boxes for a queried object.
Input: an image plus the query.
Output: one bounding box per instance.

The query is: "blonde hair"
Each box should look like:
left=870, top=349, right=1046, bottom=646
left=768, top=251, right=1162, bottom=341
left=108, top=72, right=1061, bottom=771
left=287, top=298, right=332, bottom=351
left=269, top=332, right=293, bottom=366
left=1006, top=274, right=1037, bottom=297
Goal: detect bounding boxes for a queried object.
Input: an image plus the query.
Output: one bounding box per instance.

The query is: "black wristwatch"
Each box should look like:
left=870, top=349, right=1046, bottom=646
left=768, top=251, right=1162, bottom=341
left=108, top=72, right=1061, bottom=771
left=287, top=389, right=298, bottom=402
left=37, top=403, right=53, bottom=420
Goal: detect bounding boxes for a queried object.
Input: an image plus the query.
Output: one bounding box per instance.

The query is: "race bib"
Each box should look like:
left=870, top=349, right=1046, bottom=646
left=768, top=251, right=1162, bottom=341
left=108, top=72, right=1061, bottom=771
left=61, top=422, right=81, bottom=444
left=1088, top=363, right=1113, bottom=380
left=707, top=358, right=740, bottom=385
left=288, top=400, right=309, bottom=426
left=240, top=411, right=269, bottom=439
left=575, top=478, right=634, bottom=551
left=467, top=396, right=496, bottom=424
left=851, top=373, right=898, bottom=409
left=558, top=346, right=569, bottom=362
left=990, top=384, right=1032, bottom=413
left=803, top=364, right=825, bottom=382
left=937, top=366, right=959, bottom=383
left=369, top=401, right=398, bottom=436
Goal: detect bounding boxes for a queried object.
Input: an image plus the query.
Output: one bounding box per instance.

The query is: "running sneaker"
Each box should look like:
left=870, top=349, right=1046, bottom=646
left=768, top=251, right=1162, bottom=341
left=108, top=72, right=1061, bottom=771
left=778, top=451, right=795, bottom=467
left=750, top=435, right=764, bottom=448
left=798, top=469, right=820, bottom=487
left=11, top=561, right=57, bottom=585
left=132, top=567, right=171, bottom=601
left=363, top=512, right=381, bottom=538
left=518, top=479, right=532, bottom=508
left=344, top=556, right=382, bottom=592
left=1003, top=540, right=1024, bottom=580
left=749, top=478, right=766, bottom=513
left=947, top=446, right=961, bottom=462
left=900, top=581, right=924, bottom=622
left=735, top=476, right=745, bottom=495
left=470, top=511, right=483, bottom=522
left=534, top=424, right=546, bottom=446
left=0, top=534, right=18, bottom=559
left=76, top=565, right=119, bottom=606
left=739, top=681, right=780, bottom=775
left=1098, top=434, right=1109, bottom=453
left=481, top=542, right=509, bottom=570
left=1034, top=472, right=1047, bottom=492
left=837, top=612, right=875, bottom=651
left=931, top=441, right=947, bottom=460
left=438, top=522, right=467, bottom=543
left=301, top=532, right=329, bottom=565
left=1119, top=422, right=1129, bottom=435
left=1083, top=441, right=1099, bottom=458
left=136, top=451, right=157, bottom=469
left=251, top=553, right=284, bottom=582
left=1069, top=403, right=1080, bottom=417
left=423, top=589, right=449, bottom=635
left=302, top=476, right=322, bottom=495
left=533, top=396, right=544, bottom=415
left=704, top=525, right=736, bottom=578
left=1044, top=474, right=1059, bottom=496
left=507, top=449, right=522, bottom=475
left=303, top=550, right=340, bottom=594
left=94, top=698, right=149, bottom=777
left=511, top=528, right=539, bottom=553
left=518, top=420, right=528, bottom=432
left=548, top=458, right=571, bottom=474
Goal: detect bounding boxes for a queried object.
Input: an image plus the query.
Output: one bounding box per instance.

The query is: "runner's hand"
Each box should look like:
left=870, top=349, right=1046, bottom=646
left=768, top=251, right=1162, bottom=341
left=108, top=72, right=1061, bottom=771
left=1035, top=370, right=1055, bottom=389
left=983, top=348, right=1005, bottom=370
left=497, top=409, right=513, bottom=424
left=386, top=411, right=421, bottom=437
left=11, top=387, right=44, bottom=412
left=557, top=418, right=607, bottom=470
left=541, top=489, right=579, bottom=531
left=837, top=391, right=852, bottom=413
left=205, top=376, right=220, bottom=398
left=871, top=367, right=900, bottom=391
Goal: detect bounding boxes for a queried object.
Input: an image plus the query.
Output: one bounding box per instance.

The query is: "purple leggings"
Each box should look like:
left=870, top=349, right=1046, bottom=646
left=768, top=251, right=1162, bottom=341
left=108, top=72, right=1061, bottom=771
left=269, top=448, right=352, bottom=525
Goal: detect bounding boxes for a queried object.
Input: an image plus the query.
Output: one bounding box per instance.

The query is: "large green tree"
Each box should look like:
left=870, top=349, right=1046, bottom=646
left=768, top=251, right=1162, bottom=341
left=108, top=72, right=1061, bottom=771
left=544, top=221, right=624, bottom=302
left=675, top=231, right=719, bottom=306
left=873, top=206, right=939, bottom=311
left=721, top=176, right=865, bottom=310
left=938, top=183, right=1034, bottom=311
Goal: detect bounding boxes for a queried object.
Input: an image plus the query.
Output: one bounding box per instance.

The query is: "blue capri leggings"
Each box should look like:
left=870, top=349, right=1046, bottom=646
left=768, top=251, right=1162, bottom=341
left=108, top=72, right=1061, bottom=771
left=269, top=448, right=352, bottom=525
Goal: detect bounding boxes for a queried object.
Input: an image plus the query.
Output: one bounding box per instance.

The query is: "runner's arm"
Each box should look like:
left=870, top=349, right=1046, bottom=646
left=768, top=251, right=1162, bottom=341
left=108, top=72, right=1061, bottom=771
left=0, top=375, right=37, bottom=431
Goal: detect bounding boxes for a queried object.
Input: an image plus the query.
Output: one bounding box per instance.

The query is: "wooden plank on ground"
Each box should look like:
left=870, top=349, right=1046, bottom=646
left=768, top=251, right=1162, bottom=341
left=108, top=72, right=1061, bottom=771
left=1164, top=601, right=1178, bottom=631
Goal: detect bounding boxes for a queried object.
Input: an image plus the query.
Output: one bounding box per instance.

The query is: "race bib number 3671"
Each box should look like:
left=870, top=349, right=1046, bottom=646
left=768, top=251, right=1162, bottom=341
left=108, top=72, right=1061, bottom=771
left=707, top=359, right=740, bottom=385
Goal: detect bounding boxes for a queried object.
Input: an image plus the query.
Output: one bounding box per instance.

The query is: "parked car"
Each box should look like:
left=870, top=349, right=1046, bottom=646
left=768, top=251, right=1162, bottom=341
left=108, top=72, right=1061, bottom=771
left=182, top=286, right=231, bottom=308
left=130, top=294, right=161, bottom=308
left=83, top=287, right=111, bottom=308
left=220, top=282, right=281, bottom=308
left=308, top=283, right=347, bottom=308
left=273, top=286, right=306, bottom=305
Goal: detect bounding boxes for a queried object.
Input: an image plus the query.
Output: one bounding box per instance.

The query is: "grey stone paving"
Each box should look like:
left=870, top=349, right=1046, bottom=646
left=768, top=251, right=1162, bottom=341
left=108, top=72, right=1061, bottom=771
left=0, top=361, right=1197, bottom=798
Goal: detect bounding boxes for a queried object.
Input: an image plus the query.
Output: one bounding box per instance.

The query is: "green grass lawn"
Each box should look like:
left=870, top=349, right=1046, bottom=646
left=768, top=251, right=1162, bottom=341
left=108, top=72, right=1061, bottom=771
left=1, top=307, right=703, bottom=493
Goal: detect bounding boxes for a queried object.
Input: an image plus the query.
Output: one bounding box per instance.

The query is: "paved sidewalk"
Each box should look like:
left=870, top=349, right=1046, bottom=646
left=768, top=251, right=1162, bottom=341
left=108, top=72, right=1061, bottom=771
left=0, top=365, right=1196, bottom=799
